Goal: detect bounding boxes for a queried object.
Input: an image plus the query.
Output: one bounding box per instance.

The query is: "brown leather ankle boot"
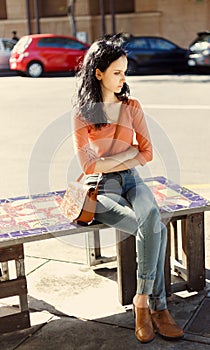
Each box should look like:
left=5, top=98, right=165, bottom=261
left=151, top=309, right=184, bottom=339
left=133, top=305, right=155, bottom=343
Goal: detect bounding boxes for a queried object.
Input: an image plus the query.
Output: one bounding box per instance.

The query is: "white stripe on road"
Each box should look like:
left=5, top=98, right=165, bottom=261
left=144, top=104, right=210, bottom=110
left=183, top=184, right=210, bottom=189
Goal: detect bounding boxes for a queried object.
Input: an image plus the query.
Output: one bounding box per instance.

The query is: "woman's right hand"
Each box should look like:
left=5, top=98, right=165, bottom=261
left=124, top=145, right=139, bottom=160
left=94, top=145, right=139, bottom=173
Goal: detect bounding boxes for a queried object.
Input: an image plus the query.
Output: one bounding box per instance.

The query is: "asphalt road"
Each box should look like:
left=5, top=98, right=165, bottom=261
left=0, top=74, right=210, bottom=199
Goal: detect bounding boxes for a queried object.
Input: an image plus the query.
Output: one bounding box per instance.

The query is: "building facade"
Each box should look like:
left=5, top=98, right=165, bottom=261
left=0, top=0, right=210, bottom=47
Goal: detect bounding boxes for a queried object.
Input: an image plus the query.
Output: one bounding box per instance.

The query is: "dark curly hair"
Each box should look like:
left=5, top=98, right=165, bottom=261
left=75, top=33, right=130, bottom=129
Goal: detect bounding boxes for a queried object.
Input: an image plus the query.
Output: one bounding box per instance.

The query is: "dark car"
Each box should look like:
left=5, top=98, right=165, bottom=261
left=187, top=31, right=210, bottom=73
left=9, top=34, right=90, bottom=77
left=122, top=35, right=188, bottom=75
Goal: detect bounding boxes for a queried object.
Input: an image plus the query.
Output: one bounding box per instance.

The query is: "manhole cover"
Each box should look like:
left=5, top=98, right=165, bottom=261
left=186, top=298, right=210, bottom=337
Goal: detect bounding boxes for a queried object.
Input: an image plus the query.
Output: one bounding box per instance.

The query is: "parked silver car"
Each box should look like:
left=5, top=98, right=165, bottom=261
left=0, top=38, right=16, bottom=70
left=188, top=31, right=210, bottom=73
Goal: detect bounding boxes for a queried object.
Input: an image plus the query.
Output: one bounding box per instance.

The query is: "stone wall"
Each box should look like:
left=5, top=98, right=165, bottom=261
left=6, top=0, right=26, bottom=19
left=157, top=0, right=210, bottom=46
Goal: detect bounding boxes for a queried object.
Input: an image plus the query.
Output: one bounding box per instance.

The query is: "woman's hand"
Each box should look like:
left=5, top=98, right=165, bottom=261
left=110, top=158, right=140, bottom=173
left=125, top=145, right=139, bottom=159
left=113, top=145, right=139, bottom=163
left=94, top=145, right=139, bottom=173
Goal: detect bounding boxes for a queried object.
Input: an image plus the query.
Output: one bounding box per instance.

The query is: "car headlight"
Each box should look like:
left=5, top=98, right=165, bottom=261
left=188, top=59, right=196, bottom=66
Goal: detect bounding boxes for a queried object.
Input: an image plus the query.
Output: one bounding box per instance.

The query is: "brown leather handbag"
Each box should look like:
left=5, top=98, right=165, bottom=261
left=60, top=174, right=101, bottom=225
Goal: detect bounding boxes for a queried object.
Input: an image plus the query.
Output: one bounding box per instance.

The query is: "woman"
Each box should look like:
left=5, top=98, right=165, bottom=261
left=73, top=34, right=183, bottom=343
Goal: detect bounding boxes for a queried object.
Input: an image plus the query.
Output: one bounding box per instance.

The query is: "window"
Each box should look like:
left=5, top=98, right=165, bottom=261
left=38, top=0, right=67, bottom=17
left=64, top=39, right=85, bottom=50
left=0, top=0, right=7, bottom=19
left=37, top=37, right=65, bottom=48
left=37, top=37, right=85, bottom=50
left=125, top=38, right=149, bottom=50
left=89, top=0, right=134, bottom=15
left=149, top=38, right=176, bottom=51
left=2, top=40, right=16, bottom=51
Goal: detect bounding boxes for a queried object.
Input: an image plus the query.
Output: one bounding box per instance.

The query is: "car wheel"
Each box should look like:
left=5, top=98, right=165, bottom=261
left=27, top=62, right=43, bottom=78
left=127, top=59, right=138, bottom=75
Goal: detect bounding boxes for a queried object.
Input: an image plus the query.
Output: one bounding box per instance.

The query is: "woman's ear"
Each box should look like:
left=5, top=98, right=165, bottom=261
left=95, top=68, right=103, bottom=80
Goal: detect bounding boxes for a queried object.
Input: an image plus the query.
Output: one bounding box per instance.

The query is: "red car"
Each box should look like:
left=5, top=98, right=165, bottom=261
left=9, top=33, right=89, bottom=77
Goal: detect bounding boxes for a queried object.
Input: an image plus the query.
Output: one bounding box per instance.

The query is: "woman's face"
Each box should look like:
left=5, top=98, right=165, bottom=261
left=96, top=55, right=128, bottom=100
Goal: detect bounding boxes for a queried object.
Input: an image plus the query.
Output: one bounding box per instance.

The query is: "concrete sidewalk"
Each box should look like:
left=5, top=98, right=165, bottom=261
left=0, top=227, right=210, bottom=350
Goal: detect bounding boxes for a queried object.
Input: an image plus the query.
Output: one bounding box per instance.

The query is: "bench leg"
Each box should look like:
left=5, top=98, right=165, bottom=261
left=0, top=244, right=30, bottom=333
left=114, top=211, right=206, bottom=305
left=86, top=229, right=116, bottom=266
left=85, top=229, right=101, bottom=266
left=164, top=221, right=172, bottom=296
left=171, top=221, right=179, bottom=261
left=116, top=230, right=136, bottom=305
left=0, top=262, right=9, bottom=281
left=16, top=256, right=30, bottom=313
left=181, top=212, right=205, bottom=291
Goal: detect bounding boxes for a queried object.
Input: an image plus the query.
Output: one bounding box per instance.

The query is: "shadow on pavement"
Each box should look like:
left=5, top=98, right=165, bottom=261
left=0, top=289, right=209, bottom=349
left=0, top=70, right=75, bottom=78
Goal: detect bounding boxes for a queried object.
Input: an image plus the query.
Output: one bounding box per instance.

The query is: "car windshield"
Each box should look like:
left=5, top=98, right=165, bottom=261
left=124, top=38, right=149, bottom=49
left=197, top=34, right=210, bottom=43
left=149, top=38, right=176, bottom=50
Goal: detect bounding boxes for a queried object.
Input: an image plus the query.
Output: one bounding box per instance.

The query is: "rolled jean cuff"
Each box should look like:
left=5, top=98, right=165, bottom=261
left=149, top=296, right=167, bottom=311
left=136, top=278, right=154, bottom=295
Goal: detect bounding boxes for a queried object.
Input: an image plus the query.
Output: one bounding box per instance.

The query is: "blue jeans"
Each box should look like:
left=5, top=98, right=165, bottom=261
left=85, top=169, right=167, bottom=311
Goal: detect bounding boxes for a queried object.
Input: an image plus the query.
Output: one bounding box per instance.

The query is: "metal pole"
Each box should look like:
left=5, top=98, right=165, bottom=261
left=25, top=0, right=31, bottom=34
left=67, top=0, right=77, bottom=37
left=99, top=0, right=106, bottom=37
left=34, top=0, right=40, bottom=34
left=110, top=0, right=116, bottom=34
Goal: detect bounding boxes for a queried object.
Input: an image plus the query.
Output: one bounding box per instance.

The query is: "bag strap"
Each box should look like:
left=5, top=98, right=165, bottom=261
left=77, top=103, right=123, bottom=182
left=76, top=173, right=85, bottom=182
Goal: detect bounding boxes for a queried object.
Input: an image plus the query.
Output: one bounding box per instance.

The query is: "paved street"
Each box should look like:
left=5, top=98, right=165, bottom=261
left=0, top=73, right=210, bottom=349
left=130, top=74, right=210, bottom=189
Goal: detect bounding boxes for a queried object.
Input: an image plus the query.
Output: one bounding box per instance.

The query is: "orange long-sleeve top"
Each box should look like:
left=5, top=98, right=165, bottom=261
left=73, top=97, right=153, bottom=174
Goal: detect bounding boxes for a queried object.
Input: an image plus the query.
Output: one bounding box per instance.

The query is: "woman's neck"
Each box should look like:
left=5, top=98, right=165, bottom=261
left=103, top=100, right=122, bottom=123
left=103, top=97, right=118, bottom=103
left=101, top=91, right=118, bottom=103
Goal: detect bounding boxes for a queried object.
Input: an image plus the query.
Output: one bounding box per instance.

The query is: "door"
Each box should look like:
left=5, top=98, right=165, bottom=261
left=64, top=38, right=87, bottom=71
left=148, top=38, right=187, bottom=71
left=0, top=39, right=14, bottom=69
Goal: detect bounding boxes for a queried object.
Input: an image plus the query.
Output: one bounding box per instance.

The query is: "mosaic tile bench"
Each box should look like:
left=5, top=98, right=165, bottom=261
left=0, top=176, right=210, bottom=334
